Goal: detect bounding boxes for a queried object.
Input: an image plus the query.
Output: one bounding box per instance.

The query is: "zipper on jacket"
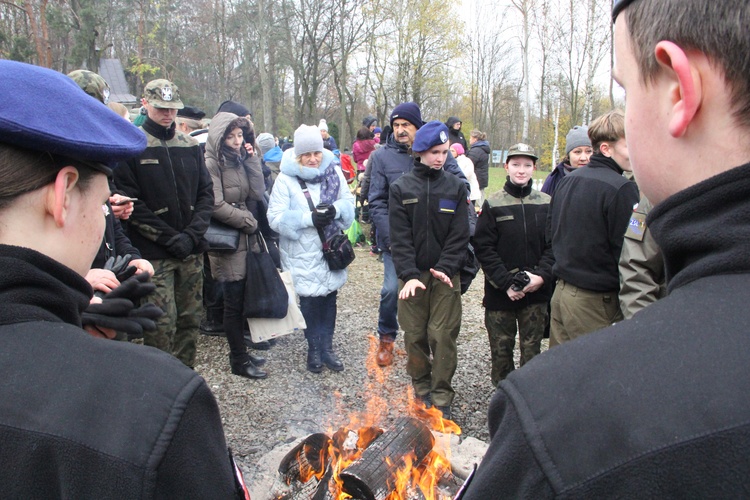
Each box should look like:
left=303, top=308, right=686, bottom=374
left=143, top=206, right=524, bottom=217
left=162, top=139, right=184, bottom=229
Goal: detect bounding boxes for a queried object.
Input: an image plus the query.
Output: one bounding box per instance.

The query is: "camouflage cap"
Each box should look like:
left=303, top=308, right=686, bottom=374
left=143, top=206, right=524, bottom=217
left=143, top=79, right=184, bottom=109
left=506, top=143, right=538, bottom=161
left=67, top=70, right=111, bottom=105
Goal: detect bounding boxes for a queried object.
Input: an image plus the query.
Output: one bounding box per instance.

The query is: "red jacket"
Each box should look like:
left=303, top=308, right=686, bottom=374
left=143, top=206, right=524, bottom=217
left=352, top=139, right=376, bottom=171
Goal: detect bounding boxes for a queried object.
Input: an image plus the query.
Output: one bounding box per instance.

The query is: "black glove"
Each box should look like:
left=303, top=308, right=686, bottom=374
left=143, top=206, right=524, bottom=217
left=82, top=273, right=164, bottom=338
left=316, top=203, right=336, bottom=219
left=166, top=233, right=194, bottom=259
left=312, top=203, right=335, bottom=229
left=104, top=254, right=137, bottom=282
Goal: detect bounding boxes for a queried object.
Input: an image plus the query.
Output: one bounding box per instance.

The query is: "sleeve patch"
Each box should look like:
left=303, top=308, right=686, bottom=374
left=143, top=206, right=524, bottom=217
left=496, top=215, right=514, bottom=222
left=624, top=212, right=647, bottom=241
left=439, top=198, right=458, bottom=213
left=402, top=198, right=419, bottom=205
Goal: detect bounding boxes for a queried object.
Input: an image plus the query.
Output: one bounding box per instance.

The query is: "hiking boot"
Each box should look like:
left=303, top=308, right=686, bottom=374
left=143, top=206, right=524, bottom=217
left=200, top=319, right=225, bottom=336
left=307, top=349, right=323, bottom=373
left=376, top=340, right=394, bottom=367
left=435, top=405, right=452, bottom=421
left=415, top=393, right=432, bottom=409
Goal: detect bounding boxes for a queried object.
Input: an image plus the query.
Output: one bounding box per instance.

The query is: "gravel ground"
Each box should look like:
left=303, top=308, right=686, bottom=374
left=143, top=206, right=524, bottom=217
left=194, top=242, right=548, bottom=493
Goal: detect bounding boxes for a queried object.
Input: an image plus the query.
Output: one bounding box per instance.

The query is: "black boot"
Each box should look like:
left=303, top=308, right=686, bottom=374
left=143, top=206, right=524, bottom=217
left=243, top=332, right=271, bottom=350
left=321, top=331, right=344, bottom=372
left=230, top=356, right=267, bottom=379
left=247, top=351, right=266, bottom=366
left=306, top=334, right=323, bottom=373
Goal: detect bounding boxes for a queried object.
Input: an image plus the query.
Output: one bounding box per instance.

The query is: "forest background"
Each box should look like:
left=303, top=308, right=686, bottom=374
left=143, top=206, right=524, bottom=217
left=0, top=0, right=621, bottom=171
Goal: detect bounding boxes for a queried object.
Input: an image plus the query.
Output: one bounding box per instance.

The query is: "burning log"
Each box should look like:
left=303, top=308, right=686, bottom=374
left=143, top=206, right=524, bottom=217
left=339, top=417, right=435, bottom=500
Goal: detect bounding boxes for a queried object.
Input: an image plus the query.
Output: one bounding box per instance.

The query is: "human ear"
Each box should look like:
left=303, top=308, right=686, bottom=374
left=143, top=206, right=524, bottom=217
left=599, top=142, right=612, bottom=158
left=654, top=41, right=701, bottom=138
left=48, top=166, right=80, bottom=227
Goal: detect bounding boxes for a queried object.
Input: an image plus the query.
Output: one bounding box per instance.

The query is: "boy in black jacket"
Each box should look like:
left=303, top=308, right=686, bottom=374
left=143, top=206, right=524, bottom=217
left=389, top=121, right=469, bottom=420
left=547, top=109, right=638, bottom=346
left=474, top=144, right=554, bottom=386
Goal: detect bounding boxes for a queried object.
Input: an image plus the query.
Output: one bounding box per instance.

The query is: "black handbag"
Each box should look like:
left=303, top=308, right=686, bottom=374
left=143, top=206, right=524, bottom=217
left=298, top=179, right=356, bottom=271
left=243, top=233, right=289, bottom=319
left=322, top=232, right=356, bottom=271
left=205, top=219, right=240, bottom=253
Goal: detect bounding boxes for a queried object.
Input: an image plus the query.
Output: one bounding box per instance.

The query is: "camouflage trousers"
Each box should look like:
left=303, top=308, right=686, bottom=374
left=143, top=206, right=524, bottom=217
left=145, top=254, right=203, bottom=367
left=398, top=272, right=462, bottom=407
left=485, top=303, right=548, bottom=386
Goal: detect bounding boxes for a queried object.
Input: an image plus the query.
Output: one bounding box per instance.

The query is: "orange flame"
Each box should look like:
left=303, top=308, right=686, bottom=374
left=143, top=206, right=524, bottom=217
left=293, top=336, right=461, bottom=499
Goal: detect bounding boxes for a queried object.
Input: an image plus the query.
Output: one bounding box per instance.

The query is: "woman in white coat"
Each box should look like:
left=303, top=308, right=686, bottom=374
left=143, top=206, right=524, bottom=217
left=267, top=125, right=355, bottom=373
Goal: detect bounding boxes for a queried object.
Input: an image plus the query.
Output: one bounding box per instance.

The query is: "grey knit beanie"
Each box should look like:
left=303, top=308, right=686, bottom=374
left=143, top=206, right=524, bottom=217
left=565, top=125, right=591, bottom=155
left=293, top=125, right=324, bottom=156
left=257, top=133, right=276, bottom=156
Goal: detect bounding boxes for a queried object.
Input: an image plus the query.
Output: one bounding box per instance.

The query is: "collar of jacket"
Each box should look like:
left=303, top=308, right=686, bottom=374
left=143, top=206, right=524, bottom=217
left=142, top=117, right=176, bottom=141
left=504, top=177, right=532, bottom=198
left=649, top=161, right=750, bottom=293
left=412, top=158, right=443, bottom=179
left=587, top=152, right=624, bottom=175
left=387, top=133, right=412, bottom=154
left=0, top=244, right=91, bottom=327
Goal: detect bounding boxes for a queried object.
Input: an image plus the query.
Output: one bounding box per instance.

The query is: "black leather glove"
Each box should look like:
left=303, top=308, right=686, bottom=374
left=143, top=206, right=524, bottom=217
left=105, top=254, right=137, bottom=282
left=82, top=273, right=163, bottom=339
left=166, top=233, right=194, bottom=259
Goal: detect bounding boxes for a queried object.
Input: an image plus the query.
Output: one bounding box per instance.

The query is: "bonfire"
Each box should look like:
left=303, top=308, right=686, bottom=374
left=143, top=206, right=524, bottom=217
left=272, top=337, right=464, bottom=500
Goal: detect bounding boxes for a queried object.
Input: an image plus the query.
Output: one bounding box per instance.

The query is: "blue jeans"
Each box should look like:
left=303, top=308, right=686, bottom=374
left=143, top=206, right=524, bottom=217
left=378, top=252, right=398, bottom=341
left=299, top=291, right=338, bottom=344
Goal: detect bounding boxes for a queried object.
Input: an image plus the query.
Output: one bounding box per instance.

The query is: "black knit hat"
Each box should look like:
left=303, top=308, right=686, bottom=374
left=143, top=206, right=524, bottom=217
left=217, top=100, right=251, bottom=118
left=390, top=102, right=424, bottom=129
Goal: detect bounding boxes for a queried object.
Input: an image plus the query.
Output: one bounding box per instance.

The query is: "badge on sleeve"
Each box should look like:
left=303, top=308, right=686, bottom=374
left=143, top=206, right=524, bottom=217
left=439, top=198, right=458, bottom=213
left=624, top=211, right=647, bottom=241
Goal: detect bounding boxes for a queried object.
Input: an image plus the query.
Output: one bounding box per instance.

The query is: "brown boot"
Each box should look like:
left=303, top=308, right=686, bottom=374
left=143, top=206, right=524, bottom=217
left=376, top=340, right=394, bottom=367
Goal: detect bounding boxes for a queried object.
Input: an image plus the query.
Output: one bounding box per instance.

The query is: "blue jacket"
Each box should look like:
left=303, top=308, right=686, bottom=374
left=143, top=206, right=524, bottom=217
left=267, top=149, right=355, bottom=297
left=368, top=135, right=469, bottom=251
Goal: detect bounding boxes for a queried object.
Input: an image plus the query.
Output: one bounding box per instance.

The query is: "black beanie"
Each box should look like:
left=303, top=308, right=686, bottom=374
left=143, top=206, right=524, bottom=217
left=217, top=100, right=251, bottom=117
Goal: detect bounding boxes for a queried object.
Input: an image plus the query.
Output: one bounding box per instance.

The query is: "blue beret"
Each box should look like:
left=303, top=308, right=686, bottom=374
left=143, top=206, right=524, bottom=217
left=612, top=0, right=638, bottom=21
left=0, top=61, right=146, bottom=167
left=412, top=121, right=449, bottom=153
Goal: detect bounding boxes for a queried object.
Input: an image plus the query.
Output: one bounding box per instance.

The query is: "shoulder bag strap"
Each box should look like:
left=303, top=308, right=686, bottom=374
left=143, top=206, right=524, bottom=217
left=297, top=178, right=329, bottom=248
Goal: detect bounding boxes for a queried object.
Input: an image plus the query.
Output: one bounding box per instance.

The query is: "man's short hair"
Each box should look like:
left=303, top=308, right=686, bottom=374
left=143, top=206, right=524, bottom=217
left=624, top=0, right=750, bottom=127
left=588, top=109, right=625, bottom=152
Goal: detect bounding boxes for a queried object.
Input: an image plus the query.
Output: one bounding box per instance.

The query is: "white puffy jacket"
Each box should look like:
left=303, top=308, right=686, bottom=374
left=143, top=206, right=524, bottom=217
left=267, top=149, right=355, bottom=297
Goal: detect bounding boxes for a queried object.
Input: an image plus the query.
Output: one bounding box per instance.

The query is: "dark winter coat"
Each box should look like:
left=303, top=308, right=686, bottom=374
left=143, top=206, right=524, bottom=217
left=549, top=153, right=639, bottom=292
left=445, top=117, right=468, bottom=151
left=463, top=162, right=750, bottom=498
left=114, top=117, right=214, bottom=260
left=92, top=202, right=142, bottom=269
left=540, top=161, right=572, bottom=198
left=368, top=134, right=469, bottom=252
left=467, top=140, right=491, bottom=189
left=0, top=245, right=237, bottom=498
left=205, top=112, right=266, bottom=282
left=389, top=160, right=470, bottom=281
left=474, top=178, right=554, bottom=310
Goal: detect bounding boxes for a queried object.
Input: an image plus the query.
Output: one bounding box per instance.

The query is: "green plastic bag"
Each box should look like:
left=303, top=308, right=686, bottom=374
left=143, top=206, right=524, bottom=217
left=345, top=219, right=364, bottom=245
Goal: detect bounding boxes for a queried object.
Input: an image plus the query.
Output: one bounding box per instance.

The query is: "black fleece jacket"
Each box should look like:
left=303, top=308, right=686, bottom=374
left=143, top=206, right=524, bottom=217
left=474, top=178, right=554, bottom=310
left=0, top=245, right=237, bottom=498
left=548, top=153, right=639, bottom=291
left=463, top=161, right=750, bottom=498
left=114, top=118, right=214, bottom=260
left=389, top=159, right=469, bottom=281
